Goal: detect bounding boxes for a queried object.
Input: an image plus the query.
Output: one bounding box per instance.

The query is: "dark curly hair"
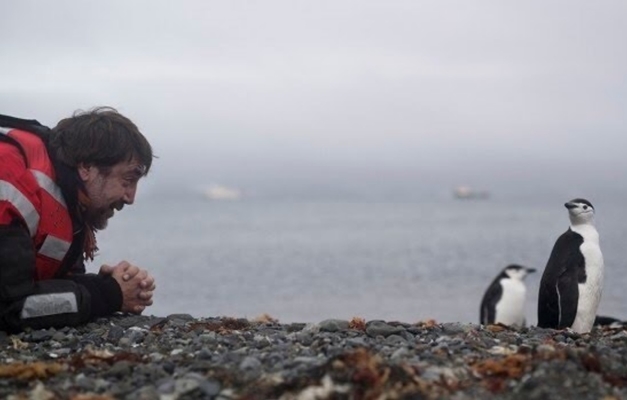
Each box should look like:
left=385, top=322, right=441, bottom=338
left=49, top=107, right=153, bottom=176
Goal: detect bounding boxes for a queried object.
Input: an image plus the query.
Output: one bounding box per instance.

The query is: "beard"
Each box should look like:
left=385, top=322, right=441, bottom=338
left=85, top=202, right=124, bottom=230
left=85, top=208, right=112, bottom=230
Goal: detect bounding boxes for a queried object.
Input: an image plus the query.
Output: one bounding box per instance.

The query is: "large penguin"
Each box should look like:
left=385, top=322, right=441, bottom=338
left=537, top=198, right=604, bottom=333
left=480, top=264, right=535, bottom=326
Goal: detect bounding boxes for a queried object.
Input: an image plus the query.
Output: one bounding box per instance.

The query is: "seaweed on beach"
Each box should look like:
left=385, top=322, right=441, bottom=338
left=0, top=361, right=66, bottom=380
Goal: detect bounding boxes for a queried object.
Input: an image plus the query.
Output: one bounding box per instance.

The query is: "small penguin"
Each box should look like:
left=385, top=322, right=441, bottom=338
left=480, top=264, right=536, bottom=326
left=537, top=198, right=604, bottom=333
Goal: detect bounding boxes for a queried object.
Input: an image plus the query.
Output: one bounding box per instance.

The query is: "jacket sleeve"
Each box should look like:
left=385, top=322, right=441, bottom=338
left=0, top=223, right=122, bottom=333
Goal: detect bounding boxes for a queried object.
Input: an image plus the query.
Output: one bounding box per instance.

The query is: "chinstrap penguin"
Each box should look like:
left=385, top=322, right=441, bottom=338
left=537, top=198, right=604, bottom=333
left=480, top=264, right=536, bottom=326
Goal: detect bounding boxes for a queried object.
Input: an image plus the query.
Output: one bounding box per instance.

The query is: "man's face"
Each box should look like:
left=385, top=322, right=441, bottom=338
left=78, top=158, right=145, bottom=229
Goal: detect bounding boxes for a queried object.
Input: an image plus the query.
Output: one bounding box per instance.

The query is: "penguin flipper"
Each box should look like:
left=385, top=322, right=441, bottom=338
left=538, top=230, right=583, bottom=329
left=538, top=268, right=579, bottom=329
left=538, top=272, right=579, bottom=329
left=480, top=281, right=502, bottom=325
left=538, top=277, right=560, bottom=328
left=555, top=272, right=578, bottom=329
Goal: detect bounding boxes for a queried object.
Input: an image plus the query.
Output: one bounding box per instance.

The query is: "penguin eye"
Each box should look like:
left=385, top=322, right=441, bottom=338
left=583, top=205, right=588, bottom=210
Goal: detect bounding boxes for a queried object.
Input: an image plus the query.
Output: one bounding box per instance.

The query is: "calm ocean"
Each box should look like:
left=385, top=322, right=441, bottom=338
left=92, top=194, right=627, bottom=324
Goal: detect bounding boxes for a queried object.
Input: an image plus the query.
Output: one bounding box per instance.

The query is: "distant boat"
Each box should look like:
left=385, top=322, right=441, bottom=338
left=453, top=186, right=490, bottom=200
left=203, top=185, right=242, bottom=201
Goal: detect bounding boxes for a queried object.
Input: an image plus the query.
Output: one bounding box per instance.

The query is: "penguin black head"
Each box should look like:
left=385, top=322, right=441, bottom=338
left=503, top=264, right=535, bottom=281
left=564, top=198, right=595, bottom=225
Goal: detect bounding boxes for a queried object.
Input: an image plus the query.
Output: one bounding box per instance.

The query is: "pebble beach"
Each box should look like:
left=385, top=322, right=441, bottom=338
left=2, top=314, right=627, bottom=399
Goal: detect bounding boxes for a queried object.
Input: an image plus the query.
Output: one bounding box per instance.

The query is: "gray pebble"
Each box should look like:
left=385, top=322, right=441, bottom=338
left=346, top=337, right=368, bottom=347
left=199, top=378, right=222, bottom=396
left=157, top=379, right=175, bottom=394
left=51, top=331, right=67, bottom=342
left=107, top=325, right=125, bottom=343
left=366, top=320, right=404, bottom=338
left=130, top=385, right=160, bottom=400
left=197, top=348, right=213, bottom=360
left=167, top=313, right=195, bottom=322
left=106, top=361, right=132, bottom=378
left=319, top=319, right=350, bottom=332
left=239, top=356, right=262, bottom=371
left=174, top=373, right=203, bottom=395
left=28, top=330, right=53, bottom=342
left=385, top=334, right=408, bottom=346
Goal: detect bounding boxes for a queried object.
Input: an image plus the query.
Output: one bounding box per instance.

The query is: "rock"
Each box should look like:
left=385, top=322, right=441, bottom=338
left=170, top=348, right=184, bottom=356
left=319, top=319, right=350, bottom=332
left=116, top=315, right=149, bottom=329
left=391, top=347, right=409, bottom=360
left=25, top=382, right=54, bottom=400
left=199, top=378, right=222, bottom=396
left=106, top=361, right=132, bottom=378
left=131, top=385, right=160, bottom=400
left=146, top=317, right=167, bottom=329
left=345, top=337, right=368, bottom=347
left=239, top=356, right=262, bottom=371
left=294, top=331, right=315, bottom=346
left=162, top=362, right=176, bottom=375
left=28, top=330, right=53, bottom=342
left=253, top=334, right=272, bottom=349
left=287, top=323, right=307, bottom=332
left=51, top=331, right=66, bottom=342
left=120, top=327, right=146, bottom=346
left=198, top=332, right=218, bottom=344
left=174, top=373, right=203, bottom=395
left=385, top=334, right=408, bottom=346
left=106, top=325, right=125, bottom=343
left=167, top=313, right=195, bottom=322
left=365, top=321, right=404, bottom=338
left=536, top=344, right=556, bottom=355
left=441, top=322, right=470, bottom=335
left=197, top=348, right=213, bottom=360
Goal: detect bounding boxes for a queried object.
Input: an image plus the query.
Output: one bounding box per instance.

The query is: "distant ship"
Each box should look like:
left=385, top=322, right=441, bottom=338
left=453, top=186, right=490, bottom=200
left=203, top=185, right=242, bottom=201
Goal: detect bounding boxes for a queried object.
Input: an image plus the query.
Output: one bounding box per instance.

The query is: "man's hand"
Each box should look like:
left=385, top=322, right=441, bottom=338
left=99, top=261, right=156, bottom=314
left=100, top=261, right=140, bottom=282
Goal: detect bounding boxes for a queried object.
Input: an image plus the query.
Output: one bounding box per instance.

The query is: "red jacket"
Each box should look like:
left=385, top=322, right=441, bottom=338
left=0, top=116, right=122, bottom=332
left=0, top=128, right=73, bottom=280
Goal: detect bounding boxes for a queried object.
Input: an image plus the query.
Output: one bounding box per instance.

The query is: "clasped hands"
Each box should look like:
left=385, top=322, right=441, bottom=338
left=99, top=261, right=156, bottom=314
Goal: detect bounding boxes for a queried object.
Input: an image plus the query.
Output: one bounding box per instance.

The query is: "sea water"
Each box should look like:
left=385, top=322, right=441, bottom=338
left=93, top=195, right=627, bottom=324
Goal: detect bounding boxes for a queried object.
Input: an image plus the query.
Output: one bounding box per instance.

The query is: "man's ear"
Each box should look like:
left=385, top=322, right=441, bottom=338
left=77, top=163, right=94, bottom=182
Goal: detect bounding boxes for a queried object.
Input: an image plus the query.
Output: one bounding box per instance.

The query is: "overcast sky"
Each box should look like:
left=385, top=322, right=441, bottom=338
left=2, top=1, right=626, bottom=200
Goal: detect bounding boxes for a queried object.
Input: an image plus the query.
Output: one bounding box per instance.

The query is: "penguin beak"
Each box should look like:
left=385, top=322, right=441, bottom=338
left=564, top=202, right=577, bottom=210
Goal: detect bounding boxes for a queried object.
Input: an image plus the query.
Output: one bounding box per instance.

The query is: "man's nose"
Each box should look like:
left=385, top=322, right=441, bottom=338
left=123, top=185, right=137, bottom=205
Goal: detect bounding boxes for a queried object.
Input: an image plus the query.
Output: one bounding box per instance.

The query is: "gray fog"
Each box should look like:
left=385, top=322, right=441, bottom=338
left=2, top=1, right=626, bottom=201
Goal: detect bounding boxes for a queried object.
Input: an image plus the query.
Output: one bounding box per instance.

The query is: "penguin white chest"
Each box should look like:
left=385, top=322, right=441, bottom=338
left=495, top=279, right=526, bottom=326
left=572, top=226, right=604, bottom=333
